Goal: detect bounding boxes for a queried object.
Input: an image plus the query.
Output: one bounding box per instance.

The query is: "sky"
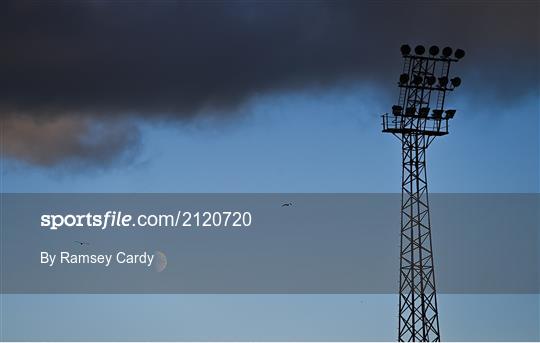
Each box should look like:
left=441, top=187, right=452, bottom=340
left=2, top=86, right=539, bottom=193
left=0, top=0, right=538, bottom=193
left=0, top=1, right=539, bottom=341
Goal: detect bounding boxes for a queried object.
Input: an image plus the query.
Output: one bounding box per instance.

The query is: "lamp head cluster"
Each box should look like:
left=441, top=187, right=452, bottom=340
left=393, top=44, right=465, bottom=121
left=400, top=44, right=465, bottom=60
left=398, top=73, right=462, bottom=89
left=391, top=105, right=457, bottom=120
left=382, top=43, right=465, bottom=136
left=398, top=44, right=465, bottom=92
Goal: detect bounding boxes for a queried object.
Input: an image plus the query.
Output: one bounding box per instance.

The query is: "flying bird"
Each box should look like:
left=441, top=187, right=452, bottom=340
left=281, top=202, right=293, bottom=207
left=74, top=241, right=90, bottom=245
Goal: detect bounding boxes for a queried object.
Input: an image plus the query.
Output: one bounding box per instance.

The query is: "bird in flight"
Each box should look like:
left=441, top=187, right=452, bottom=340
left=74, top=241, right=90, bottom=245
left=281, top=202, right=293, bottom=207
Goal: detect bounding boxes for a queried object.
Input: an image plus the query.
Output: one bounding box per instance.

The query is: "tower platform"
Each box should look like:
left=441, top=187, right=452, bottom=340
left=381, top=114, right=449, bottom=136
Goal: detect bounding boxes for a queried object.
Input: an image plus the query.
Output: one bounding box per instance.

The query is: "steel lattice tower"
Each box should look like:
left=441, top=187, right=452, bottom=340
left=382, top=44, right=465, bottom=342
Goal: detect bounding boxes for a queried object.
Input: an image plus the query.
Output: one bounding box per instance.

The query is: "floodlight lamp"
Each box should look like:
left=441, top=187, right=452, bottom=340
left=419, top=107, right=430, bottom=117
left=392, top=105, right=403, bottom=116
left=450, top=77, right=462, bottom=87
left=432, top=109, right=444, bottom=119
left=438, top=76, right=448, bottom=87
left=400, top=44, right=411, bottom=56
left=426, top=75, right=436, bottom=85
left=445, top=109, right=456, bottom=119
left=429, top=45, right=439, bottom=56
left=413, top=75, right=423, bottom=85
left=405, top=107, right=416, bottom=116
left=454, top=48, right=465, bottom=59
left=399, top=73, right=409, bottom=84
left=415, top=45, right=425, bottom=55
left=442, top=46, right=453, bottom=57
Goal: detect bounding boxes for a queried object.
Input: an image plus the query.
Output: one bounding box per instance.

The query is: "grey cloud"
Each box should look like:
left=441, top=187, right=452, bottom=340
left=0, top=1, right=538, bottom=167
left=1, top=114, right=140, bottom=168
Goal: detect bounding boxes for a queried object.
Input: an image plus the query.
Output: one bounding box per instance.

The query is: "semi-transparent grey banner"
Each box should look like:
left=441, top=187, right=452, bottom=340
left=1, top=193, right=538, bottom=294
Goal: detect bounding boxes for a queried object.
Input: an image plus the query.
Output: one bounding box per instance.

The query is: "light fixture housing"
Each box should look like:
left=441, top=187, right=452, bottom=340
left=438, top=76, right=448, bottom=87
left=415, top=45, right=426, bottom=55
left=431, top=109, right=444, bottom=119
left=399, top=73, right=409, bottom=84
left=445, top=109, right=456, bottom=119
left=442, top=47, right=453, bottom=57
left=454, top=49, right=465, bottom=59
left=426, top=75, right=436, bottom=85
left=451, top=77, right=462, bottom=87
left=429, top=45, right=440, bottom=56
left=400, top=44, right=411, bottom=56
left=419, top=107, right=430, bottom=117
left=413, top=75, right=423, bottom=85
left=392, top=105, right=403, bottom=116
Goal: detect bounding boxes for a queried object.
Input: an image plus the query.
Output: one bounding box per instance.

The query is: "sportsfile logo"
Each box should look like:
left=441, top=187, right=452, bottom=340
left=41, top=211, right=132, bottom=230
left=40, top=210, right=253, bottom=230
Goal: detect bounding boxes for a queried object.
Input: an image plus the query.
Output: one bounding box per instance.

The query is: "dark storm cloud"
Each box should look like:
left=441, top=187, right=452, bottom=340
left=0, top=1, right=538, bottom=167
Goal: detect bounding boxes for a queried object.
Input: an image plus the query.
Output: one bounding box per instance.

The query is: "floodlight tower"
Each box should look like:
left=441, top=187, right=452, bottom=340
left=381, top=44, right=465, bottom=342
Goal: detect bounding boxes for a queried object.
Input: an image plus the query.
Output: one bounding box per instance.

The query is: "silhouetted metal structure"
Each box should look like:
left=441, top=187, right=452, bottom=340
left=382, top=44, right=464, bottom=342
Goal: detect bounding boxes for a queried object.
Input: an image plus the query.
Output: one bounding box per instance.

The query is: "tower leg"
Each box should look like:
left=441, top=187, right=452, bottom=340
left=398, top=133, right=440, bottom=342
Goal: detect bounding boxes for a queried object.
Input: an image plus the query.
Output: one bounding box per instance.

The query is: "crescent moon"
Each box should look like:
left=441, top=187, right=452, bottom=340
left=153, top=251, right=167, bottom=272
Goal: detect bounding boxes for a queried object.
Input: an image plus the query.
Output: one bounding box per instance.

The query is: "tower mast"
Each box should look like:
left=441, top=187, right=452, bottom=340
left=382, top=44, right=465, bottom=342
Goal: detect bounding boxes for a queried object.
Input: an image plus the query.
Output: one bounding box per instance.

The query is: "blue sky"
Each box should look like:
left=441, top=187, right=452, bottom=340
left=2, top=82, right=538, bottom=193
left=2, top=294, right=539, bottom=341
